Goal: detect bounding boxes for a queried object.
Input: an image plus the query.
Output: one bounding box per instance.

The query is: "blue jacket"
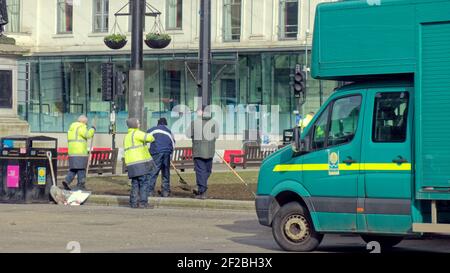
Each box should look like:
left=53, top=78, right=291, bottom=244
left=147, top=125, right=175, bottom=155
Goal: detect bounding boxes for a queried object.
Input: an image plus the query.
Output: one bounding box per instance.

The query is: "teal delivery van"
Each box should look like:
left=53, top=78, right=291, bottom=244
left=256, top=0, right=450, bottom=251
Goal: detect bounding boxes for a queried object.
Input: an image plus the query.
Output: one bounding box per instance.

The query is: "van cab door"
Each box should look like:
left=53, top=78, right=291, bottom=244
left=361, top=89, right=413, bottom=233
left=301, top=92, right=364, bottom=232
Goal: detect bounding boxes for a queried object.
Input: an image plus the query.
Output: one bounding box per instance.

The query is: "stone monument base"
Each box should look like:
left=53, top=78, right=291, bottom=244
left=0, top=117, right=30, bottom=137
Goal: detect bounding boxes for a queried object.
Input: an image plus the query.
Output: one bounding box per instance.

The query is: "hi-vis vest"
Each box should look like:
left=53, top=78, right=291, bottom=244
left=124, top=128, right=155, bottom=178
left=299, top=114, right=314, bottom=131
left=67, top=122, right=95, bottom=169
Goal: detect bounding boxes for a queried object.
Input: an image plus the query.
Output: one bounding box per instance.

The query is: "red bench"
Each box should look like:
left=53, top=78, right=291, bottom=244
left=171, top=147, right=194, bottom=172
left=230, top=144, right=282, bottom=169
left=57, top=147, right=118, bottom=176
left=223, top=150, right=244, bottom=164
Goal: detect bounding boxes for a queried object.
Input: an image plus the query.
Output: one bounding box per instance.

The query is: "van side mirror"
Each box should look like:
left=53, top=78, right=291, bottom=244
left=302, top=136, right=310, bottom=153
left=292, top=127, right=301, bottom=152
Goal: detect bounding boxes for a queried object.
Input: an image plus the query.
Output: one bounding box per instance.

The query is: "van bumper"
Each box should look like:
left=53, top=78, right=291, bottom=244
left=255, top=195, right=277, bottom=227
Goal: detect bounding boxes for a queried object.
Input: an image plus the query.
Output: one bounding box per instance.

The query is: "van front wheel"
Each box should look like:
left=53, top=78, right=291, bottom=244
left=272, top=202, right=323, bottom=252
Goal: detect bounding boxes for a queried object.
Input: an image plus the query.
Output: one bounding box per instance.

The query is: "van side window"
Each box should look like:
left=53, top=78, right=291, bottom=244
left=373, top=92, right=409, bottom=142
left=328, top=96, right=362, bottom=147
left=312, top=106, right=330, bottom=150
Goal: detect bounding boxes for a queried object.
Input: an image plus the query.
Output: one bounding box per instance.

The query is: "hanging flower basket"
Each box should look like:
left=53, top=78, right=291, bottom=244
left=145, top=14, right=171, bottom=49
left=104, top=34, right=127, bottom=50
left=145, top=33, right=171, bottom=49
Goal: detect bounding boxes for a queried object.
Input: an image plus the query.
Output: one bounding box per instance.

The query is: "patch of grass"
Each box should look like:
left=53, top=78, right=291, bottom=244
left=82, top=171, right=259, bottom=201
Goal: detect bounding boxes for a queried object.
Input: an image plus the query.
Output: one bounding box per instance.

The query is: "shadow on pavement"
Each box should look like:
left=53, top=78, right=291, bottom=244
left=318, top=235, right=446, bottom=253
left=215, top=221, right=449, bottom=253
left=216, top=219, right=281, bottom=252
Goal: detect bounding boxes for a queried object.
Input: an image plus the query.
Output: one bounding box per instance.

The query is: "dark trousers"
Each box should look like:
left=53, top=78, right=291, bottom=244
left=130, top=174, right=151, bottom=207
left=65, top=169, right=86, bottom=189
left=149, top=152, right=171, bottom=194
left=194, top=157, right=213, bottom=194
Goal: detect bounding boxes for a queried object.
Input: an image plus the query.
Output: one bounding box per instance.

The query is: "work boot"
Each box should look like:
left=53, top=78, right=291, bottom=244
left=139, top=203, right=154, bottom=209
left=194, top=192, right=207, bottom=200
left=62, top=181, right=71, bottom=191
left=73, top=186, right=87, bottom=192
left=161, top=191, right=170, bottom=198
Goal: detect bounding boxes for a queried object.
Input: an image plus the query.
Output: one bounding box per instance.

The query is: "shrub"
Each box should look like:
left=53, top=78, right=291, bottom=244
left=146, top=33, right=171, bottom=41
left=104, top=34, right=127, bottom=43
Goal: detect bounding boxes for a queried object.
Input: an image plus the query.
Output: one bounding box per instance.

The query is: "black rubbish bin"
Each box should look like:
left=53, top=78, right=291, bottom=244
left=26, top=136, right=58, bottom=203
left=0, top=136, right=29, bottom=203
left=0, top=136, right=58, bottom=204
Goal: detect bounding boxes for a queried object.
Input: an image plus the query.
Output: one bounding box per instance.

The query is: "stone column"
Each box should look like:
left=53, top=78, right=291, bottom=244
left=0, top=44, right=30, bottom=137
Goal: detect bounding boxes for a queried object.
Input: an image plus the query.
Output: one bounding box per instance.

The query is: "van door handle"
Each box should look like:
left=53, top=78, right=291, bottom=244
left=392, top=156, right=408, bottom=164
left=343, top=157, right=357, bottom=165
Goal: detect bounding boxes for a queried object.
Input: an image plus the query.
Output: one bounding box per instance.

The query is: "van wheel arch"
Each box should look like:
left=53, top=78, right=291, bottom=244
left=270, top=191, right=313, bottom=226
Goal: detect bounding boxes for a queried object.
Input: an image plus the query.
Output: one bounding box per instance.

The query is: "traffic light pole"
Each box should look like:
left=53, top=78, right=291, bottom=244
left=128, top=0, right=146, bottom=129
left=110, top=101, right=117, bottom=149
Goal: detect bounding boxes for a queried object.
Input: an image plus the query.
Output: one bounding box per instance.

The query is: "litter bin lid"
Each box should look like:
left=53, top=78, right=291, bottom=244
left=28, top=135, right=58, bottom=141
left=1, top=135, right=30, bottom=140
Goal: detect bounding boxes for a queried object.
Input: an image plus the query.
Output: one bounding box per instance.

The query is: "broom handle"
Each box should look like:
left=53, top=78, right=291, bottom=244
left=85, top=118, right=97, bottom=176
left=170, top=160, right=182, bottom=176
left=216, top=152, right=255, bottom=197
left=85, top=134, right=95, bottom=176
left=215, top=152, right=249, bottom=186
left=46, top=151, right=57, bottom=187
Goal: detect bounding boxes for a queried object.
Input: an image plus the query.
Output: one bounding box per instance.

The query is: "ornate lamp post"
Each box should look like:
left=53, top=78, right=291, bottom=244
left=110, top=0, right=163, bottom=130
left=128, top=0, right=145, bottom=128
left=199, top=0, right=212, bottom=112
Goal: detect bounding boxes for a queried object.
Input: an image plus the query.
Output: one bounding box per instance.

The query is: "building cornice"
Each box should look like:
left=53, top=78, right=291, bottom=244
left=21, top=45, right=312, bottom=57
left=0, top=44, right=29, bottom=56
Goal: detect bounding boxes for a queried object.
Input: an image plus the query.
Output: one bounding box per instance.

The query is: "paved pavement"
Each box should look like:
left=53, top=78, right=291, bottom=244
left=0, top=204, right=449, bottom=253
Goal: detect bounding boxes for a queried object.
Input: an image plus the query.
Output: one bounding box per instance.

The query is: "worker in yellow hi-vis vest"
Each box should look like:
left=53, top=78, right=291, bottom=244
left=63, top=115, right=96, bottom=191
left=124, top=118, right=155, bottom=209
left=299, top=112, right=315, bottom=132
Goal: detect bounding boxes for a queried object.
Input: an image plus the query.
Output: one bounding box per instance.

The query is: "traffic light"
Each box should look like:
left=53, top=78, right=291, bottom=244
left=101, top=63, right=114, bottom=101
left=293, top=65, right=306, bottom=98
left=115, top=71, right=127, bottom=96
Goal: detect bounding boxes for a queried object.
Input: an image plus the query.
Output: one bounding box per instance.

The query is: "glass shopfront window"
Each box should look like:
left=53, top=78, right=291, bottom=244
left=143, top=56, right=161, bottom=130
left=25, top=60, right=41, bottom=132
left=62, top=57, right=87, bottom=132
left=38, top=57, right=64, bottom=132
left=212, top=54, right=239, bottom=135
left=87, top=56, right=112, bottom=133
left=159, top=57, right=185, bottom=134
left=18, top=52, right=338, bottom=139
left=111, top=55, right=130, bottom=133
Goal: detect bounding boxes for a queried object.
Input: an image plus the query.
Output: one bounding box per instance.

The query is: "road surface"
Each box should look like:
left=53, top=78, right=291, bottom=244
left=0, top=204, right=449, bottom=253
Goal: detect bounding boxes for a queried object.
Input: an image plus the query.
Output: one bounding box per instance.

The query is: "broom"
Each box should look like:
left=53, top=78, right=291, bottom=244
left=47, top=151, right=69, bottom=204
left=170, top=161, right=191, bottom=191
